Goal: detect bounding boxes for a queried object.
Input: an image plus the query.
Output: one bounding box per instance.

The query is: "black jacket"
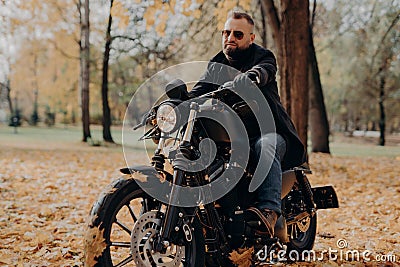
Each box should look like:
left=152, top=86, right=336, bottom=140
left=189, top=43, right=307, bottom=169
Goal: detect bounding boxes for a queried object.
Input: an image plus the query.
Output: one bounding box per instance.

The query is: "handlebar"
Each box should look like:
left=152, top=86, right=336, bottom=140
left=198, top=98, right=225, bottom=112
left=132, top=83, right=235, bottom=130
left=133, top=111, right=154, bottom=130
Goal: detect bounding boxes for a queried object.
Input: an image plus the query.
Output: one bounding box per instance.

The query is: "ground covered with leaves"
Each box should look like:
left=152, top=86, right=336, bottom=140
left=0, top=128, right=399, bottom=266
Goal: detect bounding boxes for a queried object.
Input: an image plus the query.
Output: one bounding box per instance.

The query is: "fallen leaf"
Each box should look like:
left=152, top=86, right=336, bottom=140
left=229, top=247, right=254, bottom=267
left=84, top=226, right=107, bottom=267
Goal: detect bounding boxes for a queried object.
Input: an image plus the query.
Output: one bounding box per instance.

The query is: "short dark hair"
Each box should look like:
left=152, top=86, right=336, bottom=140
left=227, top=10, right=254, bottom=26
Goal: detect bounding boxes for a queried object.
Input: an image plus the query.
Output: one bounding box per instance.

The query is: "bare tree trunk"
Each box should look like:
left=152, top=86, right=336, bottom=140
left=280, top=0, right=310, bottom=146
left=308, top=26, right=330, bottom=153
left=261, top=0, right=282, bottom=67
left=259, top=0, right=268, bottom=48
left=102, top=0, right=114, bottom=143
left=0, top=80, right=13, bottom=114
left=262, top=0, right=329, bottom=152
left=378, top=75, right=385, bottom=146
left=6, top=79, right=12, bottom=115
left=79, top=0, right=91, bottom=142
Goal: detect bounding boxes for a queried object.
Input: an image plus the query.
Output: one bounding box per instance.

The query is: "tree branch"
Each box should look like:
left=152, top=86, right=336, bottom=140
left=310, top=0, right=317, bottom=30
left=111, top=35, right=136, bottom=42
left=370, top=12, right=400, bottom=74
left=260, top=0, right=281, bottom=48
left=48, top=39, right=80, bottom=60
left=257, top=0, right=268, bottom=47
left=0, top=81, right=10, bottom=91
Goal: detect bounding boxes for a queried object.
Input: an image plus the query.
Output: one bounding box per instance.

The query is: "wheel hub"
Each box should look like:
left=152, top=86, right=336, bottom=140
left=296, top=216, right=311, bottom=232
left=131, top=211, right=185, bottom=267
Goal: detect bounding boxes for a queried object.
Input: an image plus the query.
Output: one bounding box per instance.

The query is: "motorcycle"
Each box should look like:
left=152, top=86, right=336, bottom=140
left=84, top=79, right=339, bottom=267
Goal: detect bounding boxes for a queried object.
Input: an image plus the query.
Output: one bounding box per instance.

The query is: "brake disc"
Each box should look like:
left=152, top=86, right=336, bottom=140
left=131, top=211, right=185, bottom=267
left=296, top=216, right=311, bottom=232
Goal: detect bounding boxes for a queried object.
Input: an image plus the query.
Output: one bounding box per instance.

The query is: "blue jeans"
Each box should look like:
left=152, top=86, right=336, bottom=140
left=253, top=133, right=286, bottom=215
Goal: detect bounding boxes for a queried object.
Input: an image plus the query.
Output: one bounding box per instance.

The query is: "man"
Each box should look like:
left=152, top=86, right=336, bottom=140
left=189, top=11, right=307, bottom=237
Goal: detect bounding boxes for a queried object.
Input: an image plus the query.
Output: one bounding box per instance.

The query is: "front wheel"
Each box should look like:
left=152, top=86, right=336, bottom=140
left=84, top=176, right=205, bottom=267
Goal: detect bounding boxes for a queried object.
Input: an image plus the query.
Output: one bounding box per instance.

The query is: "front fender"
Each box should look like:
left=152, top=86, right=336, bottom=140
left=88, top=176, right=138, bottom=227
left=89, top=165, right=160, bottom=227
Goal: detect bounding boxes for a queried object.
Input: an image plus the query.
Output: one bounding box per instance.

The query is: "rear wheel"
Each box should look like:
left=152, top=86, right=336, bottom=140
left=283, top=181, right=317, bottom=253
left=287, top=213, right=317, bottom=252
left=84, top=177, right=205, bottom=266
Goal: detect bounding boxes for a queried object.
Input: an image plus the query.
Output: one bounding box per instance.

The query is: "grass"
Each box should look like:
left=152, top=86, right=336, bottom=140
left=329, top=133, right=400, bottom=158
left=1, top=124, right=399, bottom=158
left=0, top=124, right=124, bottom=152
left=330, top=141, right=400, bottom=157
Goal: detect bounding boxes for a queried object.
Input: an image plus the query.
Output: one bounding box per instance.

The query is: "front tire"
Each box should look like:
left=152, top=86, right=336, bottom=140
left=84, top=176, right=205, bottom=267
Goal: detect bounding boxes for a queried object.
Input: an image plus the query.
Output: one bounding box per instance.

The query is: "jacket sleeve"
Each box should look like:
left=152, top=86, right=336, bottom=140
left=188, top=81, right=213, bottom=98
left=188, top=62, right=221, bottom=98
left=246, top=49, right=277, bottom=87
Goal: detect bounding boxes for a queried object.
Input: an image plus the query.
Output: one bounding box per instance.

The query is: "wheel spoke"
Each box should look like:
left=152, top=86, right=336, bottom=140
left=126, top=203, right=137, bottom=222
left=110, top=241, right=131, bottom=248
left=114, top=255, right=134, bottom=267
left=291, top=224, right=297, bottom=239
left=115, top=219, right=132, bottom=235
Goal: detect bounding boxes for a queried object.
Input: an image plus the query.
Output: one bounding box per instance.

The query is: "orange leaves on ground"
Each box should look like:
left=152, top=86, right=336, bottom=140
left=0, top=141, right=399, bottom=266
left=0, top=145, right=147, bottom=266
left=229, top=247, right=254, bottom=267
left=308, top=153, right=400, bottom=261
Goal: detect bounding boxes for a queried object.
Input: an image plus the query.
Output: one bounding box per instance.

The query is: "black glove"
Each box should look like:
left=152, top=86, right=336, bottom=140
left=246, top=70, right=260, bottom=85
left=233, top=70, right=260, bottom=87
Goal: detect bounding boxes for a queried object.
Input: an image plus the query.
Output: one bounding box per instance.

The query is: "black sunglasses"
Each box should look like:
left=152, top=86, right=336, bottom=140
left=221, top=30, right=245, bottom=40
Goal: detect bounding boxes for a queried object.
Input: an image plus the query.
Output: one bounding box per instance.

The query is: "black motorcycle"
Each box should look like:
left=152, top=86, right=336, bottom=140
left=84, top=80, right=339, bottom=267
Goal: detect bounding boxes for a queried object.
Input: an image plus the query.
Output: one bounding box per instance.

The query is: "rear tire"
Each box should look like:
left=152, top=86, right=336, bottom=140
left=287, top=213, right=317, bottom=252
left=84, top=177, right=205, bottom=266
left=283, top=180, right=317, bottom=254
left=282, top=177, right=317, bottom=255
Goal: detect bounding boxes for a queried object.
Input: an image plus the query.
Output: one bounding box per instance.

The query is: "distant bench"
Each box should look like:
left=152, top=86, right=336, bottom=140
left=352, top=130, right=380, bottom=138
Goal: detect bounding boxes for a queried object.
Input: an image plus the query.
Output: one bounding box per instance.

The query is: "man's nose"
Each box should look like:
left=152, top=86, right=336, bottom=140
left=227, top=32, right=235, bottom=41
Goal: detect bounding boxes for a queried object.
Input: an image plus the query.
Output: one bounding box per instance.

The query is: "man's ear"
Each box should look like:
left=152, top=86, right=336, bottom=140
left=250, top=33, right=255, bottom=43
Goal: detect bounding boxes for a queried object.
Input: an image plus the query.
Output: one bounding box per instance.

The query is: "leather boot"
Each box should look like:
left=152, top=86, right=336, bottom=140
left=245, top=207, right=278, bottom=237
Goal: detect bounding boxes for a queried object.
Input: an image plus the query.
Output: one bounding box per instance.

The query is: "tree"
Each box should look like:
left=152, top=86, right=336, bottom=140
left=97, top=0, right=206, bottom=132
left=280, top=0, right=310, bottom=146
left=0, top=81, right=12, bottom=116
left=1, top=1, right=85, bottom=129
left=79, top=0, right=92, bottom=142
left=317, top=0, right=400, bottom=144
left=308, top=1, right=330, bottom=153
left=370, top=11, right=399, bottom=145
left=0, top=1, right=18, bottom=120
left=101, top=0, right=115, bottom=143
left=261, top=0, right=310, bottom=147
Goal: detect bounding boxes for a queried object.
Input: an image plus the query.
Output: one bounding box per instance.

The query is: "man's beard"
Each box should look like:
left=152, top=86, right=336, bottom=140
left=223, top=45, right=249, bottom=61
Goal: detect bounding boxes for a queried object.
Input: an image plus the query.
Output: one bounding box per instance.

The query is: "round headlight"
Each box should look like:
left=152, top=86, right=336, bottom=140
left=156, top=104, right=178, bottom=133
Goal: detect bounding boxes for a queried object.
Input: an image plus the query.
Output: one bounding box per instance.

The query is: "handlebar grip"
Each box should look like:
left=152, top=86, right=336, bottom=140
left=133, top=122, right=144, bottom=130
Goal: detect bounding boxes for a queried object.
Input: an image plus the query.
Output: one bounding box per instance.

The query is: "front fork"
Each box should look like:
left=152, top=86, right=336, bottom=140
left=155, top=102, right=200, bottom=252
